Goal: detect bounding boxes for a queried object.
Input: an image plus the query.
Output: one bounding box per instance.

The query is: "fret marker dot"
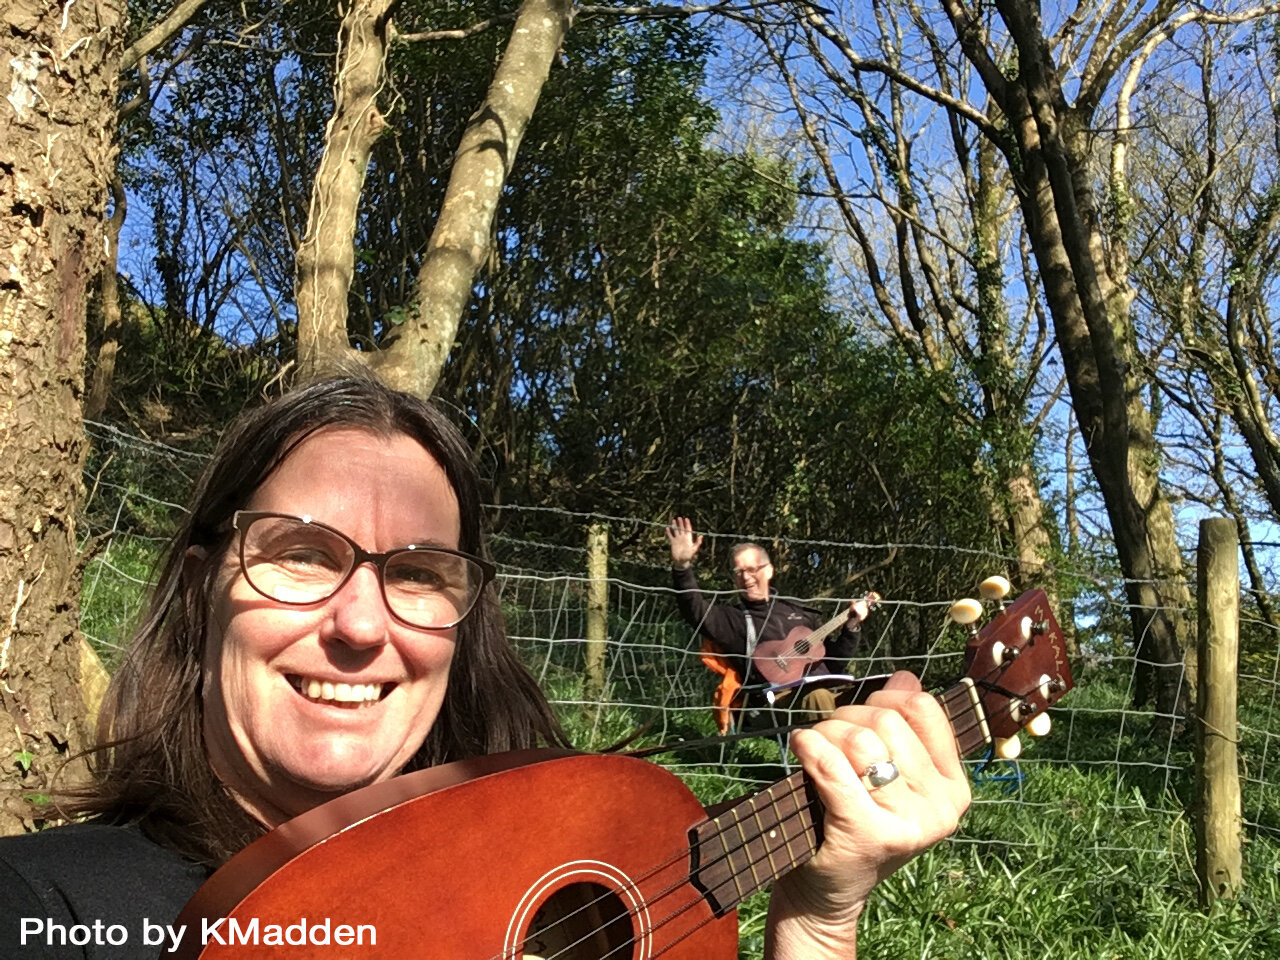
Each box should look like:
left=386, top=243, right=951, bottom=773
left=769, top=830, right=777, bottom=839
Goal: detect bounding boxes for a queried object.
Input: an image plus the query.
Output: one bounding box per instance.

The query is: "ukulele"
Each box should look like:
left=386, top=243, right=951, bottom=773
left=173, top=588, right=1071, bottom=959
left=750, top=592, right=879, bottom=685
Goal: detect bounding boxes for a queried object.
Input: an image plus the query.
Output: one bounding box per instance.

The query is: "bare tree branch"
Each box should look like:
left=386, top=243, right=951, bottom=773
left=120, top=0, right=215, bottom=72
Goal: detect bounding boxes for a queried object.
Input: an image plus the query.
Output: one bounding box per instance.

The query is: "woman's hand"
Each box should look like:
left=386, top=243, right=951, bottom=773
left=765, top=672, right=971, bottom=959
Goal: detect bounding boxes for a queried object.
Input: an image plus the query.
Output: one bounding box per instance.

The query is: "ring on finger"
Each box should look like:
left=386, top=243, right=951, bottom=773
left=861, top=759, right=900, bottom=790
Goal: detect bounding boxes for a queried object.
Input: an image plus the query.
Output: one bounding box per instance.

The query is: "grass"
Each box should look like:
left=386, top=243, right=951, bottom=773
left=79, top=534, right=163, bottom=669
left=723, top=737, right=1280, bottom=959
left=544, top=665, right=1280, bottom=960
left=850, top=766, right=1280, bottom=960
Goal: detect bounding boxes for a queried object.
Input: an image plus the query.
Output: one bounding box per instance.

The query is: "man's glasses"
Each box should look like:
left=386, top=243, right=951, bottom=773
left=732, top=563, right=770, bottom=579
left=231, top=511, right=494, bottom=630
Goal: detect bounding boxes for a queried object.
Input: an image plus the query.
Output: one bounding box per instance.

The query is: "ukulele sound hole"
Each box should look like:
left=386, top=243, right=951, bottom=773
left=520, top=881, right=634, bottom=959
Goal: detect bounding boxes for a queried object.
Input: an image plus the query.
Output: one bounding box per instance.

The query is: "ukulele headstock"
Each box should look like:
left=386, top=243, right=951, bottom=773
left=947, top=580, right=1073, bottom=759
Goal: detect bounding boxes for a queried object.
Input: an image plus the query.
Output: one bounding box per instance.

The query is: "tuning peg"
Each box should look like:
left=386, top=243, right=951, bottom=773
left=979, top=575, right=1011, bottom=601
left=949, top=598, right=983, bottom=625
left=989, top=639, right=1022, bottom=667
left=994, top=735, right=1021, bottom=759
left=1025, top=712, right=1052, bottom=737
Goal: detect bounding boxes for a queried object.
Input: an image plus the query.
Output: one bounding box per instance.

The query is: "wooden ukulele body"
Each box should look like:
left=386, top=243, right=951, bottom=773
left=751, top=597, right=876, bottom=686
left=750, top=624, right=828, bottom=685
left=173, top=588, right=1071, bottom=960
left=174, top=751, right=738, bottom=959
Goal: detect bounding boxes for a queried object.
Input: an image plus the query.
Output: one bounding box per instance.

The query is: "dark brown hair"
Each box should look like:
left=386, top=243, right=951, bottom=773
left=70, top=374, right=568, bottom=865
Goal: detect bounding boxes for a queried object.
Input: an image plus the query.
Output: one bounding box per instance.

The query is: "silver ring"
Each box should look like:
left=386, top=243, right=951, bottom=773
left=862, top=760, right=899, bottom=789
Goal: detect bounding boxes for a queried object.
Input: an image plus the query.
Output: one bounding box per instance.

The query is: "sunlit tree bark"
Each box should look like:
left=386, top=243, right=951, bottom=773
left=296, top=0, right=575, bottom=396
left=752, top=12, right=1065, bottom=641
left=0, top=0, right=127, bottom=834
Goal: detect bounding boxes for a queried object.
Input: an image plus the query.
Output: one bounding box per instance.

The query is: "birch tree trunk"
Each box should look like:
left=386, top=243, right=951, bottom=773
left=375, top=0, right=573, bottom=396
left=0, top=0, right=126, bottom=833
left=296, top=0, right=575, bottom=396
left=771, top=0, right=1242, bottom=714
left=762, top=22, right=1062, bottom=618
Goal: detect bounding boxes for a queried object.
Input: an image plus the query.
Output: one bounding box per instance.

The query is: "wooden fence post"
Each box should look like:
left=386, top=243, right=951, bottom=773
left=584, top=522, right=608, bottom=701
left=1194, top=516, right=1242, bottom=906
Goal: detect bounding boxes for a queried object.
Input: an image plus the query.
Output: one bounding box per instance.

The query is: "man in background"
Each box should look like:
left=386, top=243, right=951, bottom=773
left=666, top=516, right=872, bottom=728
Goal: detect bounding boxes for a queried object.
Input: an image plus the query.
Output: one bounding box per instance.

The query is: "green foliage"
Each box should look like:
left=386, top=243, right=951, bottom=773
left=80, top=7, right=1279, bottom=956
left=79, top=530, right=166, bottom=669
left=379, top=16, right=998, bottom=611
left=104, top=7, right=1002, bottom=620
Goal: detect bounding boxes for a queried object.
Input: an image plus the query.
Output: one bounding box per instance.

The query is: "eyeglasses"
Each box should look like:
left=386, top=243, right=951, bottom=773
left=231, top=511, right=495, bottom=630
left=732, top=563, right=770, bottom=579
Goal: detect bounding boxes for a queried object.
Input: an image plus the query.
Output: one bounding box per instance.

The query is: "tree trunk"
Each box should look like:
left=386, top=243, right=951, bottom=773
left=294, top=0, right=397, bottom=379
left=0, top=0, right=126, bottom=833
left=973, top=134, right=1065, bottom=641
left=85, top=176, right=126, bottom=419
left=991, top=6, right=1192, bottom=715
left=372, top=0, right=574, bottom=395
left=297, top=0, right=574, bottom=396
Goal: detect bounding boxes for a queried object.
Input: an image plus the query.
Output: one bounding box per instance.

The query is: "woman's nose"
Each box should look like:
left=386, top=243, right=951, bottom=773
left=323, top=563, right=392, bottom=648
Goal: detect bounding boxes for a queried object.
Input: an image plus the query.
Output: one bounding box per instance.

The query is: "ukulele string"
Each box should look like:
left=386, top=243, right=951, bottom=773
left=508, top=703, right=963, bottom=960
left=775, top=590, right=876, bottom=667
left=776, top=604, right=852, bottom=665
left=636, top=685, right=1030, bottom=960
left=514, top=773, right=819, bottom=960
left=619, top=674, right=1044, bottom=959
left=506, top=666, right=1026, bottom=960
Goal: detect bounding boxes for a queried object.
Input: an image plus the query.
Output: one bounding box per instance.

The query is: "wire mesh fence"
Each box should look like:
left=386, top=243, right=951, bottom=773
left=78, top=422, right=1280, bottom=885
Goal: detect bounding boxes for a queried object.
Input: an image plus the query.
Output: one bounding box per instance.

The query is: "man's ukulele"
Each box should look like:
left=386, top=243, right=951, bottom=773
left=174, top=585, right=1071, bottom=960
left=750, top=592, right=879, bottom=685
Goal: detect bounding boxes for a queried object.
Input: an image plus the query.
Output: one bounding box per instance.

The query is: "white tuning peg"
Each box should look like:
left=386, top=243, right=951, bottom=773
left=994, top=735, right=1022, bottom=759
left=1026, top=712, right=1052, bottom=737
left=1019, top=615, right=1033, bottom=640
left=990, top=639, right=1006, bottom=667
left=979, top=575, right=1011, bottom=601
left=949, top=597, right=983, bottom=625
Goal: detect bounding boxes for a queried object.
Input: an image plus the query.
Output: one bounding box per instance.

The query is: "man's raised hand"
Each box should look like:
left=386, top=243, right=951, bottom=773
left=665, top=516, right=703, bottom=569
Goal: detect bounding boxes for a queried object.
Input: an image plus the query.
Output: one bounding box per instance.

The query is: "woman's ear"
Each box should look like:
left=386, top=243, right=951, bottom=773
left=182, top=545, right=210, bottom=591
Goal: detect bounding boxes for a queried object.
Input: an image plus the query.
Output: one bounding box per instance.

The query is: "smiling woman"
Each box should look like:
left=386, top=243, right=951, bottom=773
left=199, top=427, right=480, bottom=826
left=91, top=377, right=568, bottom=856
left=0, top=374, right=969, bottom=960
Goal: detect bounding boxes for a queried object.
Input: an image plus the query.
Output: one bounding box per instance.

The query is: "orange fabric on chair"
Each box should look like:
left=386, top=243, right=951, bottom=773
left=700, top=638, right=745, bottom=735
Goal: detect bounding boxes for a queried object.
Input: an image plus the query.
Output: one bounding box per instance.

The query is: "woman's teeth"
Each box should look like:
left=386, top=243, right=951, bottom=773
left=294, top=677, right=384, bottom=704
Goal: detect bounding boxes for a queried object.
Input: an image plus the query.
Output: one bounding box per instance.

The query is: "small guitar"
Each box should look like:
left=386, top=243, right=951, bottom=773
left=173, top=588, right=1071, bottom=959
left=750, top=592, right=879, bottom=685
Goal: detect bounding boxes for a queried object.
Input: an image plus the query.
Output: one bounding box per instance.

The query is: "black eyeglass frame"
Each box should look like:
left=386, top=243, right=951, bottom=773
left=230, top=510, right=496, bottom=629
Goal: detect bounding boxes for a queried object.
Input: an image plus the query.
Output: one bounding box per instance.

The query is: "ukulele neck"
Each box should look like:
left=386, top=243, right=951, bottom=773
left=689, top=677, right=988, bottom=915
left=802, top=608, right=851, bottom=648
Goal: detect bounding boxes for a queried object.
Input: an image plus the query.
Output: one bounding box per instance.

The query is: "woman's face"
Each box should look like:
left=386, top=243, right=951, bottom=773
left=200, top=427, right=463, bottom=826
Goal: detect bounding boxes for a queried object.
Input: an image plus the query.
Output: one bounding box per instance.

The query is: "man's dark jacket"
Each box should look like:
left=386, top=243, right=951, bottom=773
left=671, top=566, right=861, bottom=688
